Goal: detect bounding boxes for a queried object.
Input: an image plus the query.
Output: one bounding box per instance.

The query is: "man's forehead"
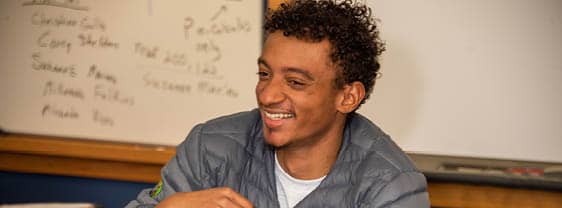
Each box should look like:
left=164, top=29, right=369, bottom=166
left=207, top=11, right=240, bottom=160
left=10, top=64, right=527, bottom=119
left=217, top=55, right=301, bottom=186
left=262, top=33, right=336, bottom=66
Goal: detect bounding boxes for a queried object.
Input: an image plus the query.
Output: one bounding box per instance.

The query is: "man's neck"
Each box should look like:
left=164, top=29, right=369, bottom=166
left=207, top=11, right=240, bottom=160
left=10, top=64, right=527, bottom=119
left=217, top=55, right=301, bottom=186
left=275, top=123, right=345, bottom=180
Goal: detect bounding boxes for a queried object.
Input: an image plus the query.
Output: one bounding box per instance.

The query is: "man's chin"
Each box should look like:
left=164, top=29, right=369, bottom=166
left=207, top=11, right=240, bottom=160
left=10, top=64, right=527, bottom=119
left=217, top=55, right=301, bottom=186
left=263, top=134, right=289, bottom=148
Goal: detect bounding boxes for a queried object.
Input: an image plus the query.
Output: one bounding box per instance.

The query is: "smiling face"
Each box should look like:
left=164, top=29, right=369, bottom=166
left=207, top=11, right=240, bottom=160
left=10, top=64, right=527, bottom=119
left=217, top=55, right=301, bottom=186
left=256, top=31, right=349, bottom=149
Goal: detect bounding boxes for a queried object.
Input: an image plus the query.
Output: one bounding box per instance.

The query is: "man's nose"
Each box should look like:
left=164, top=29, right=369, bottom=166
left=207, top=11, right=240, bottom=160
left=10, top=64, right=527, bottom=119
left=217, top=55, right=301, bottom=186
left=257, top=79, right=285, bottom=106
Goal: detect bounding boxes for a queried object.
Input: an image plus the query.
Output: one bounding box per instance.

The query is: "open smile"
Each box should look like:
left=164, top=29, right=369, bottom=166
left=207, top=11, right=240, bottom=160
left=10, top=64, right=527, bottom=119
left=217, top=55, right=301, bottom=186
left=264, top=111, right=295, bottom=120
left=262, top=110, right=295, bottom=129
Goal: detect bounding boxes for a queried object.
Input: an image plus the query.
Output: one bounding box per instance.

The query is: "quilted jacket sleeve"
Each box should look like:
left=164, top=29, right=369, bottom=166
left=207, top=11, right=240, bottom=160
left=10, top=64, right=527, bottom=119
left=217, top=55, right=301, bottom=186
left=363, top=171, right=430, bottom=208
left=125, top=124, right=213, bottom=208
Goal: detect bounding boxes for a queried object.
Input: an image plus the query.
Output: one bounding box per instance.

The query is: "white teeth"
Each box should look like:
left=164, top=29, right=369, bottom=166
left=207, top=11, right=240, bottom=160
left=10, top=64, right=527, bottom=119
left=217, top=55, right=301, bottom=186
left=265, top=111, right=294, bottom=120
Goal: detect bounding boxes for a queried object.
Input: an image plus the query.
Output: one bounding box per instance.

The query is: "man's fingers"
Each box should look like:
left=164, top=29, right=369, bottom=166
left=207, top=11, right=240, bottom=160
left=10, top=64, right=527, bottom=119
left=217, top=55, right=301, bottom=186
left=216, top=196, right=246, bottom=208
left=155, top=188, right=253, bottom=208
left=217, top=188, right=254, bottom=208
left=228, top=192, right=254, bottom=208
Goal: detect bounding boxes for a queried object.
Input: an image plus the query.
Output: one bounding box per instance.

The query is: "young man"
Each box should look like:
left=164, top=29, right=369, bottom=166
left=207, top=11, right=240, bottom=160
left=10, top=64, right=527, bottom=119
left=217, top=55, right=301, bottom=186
left=127, top=0, right=429, bottom=207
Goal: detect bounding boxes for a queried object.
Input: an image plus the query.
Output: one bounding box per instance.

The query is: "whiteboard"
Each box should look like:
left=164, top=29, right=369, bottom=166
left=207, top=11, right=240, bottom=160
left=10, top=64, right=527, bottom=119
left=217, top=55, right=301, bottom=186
left=2, top=0, right=561, bottom=164
left=363, top=0, right=562, bottom=163
left=0, top=0, right=262, bottom=145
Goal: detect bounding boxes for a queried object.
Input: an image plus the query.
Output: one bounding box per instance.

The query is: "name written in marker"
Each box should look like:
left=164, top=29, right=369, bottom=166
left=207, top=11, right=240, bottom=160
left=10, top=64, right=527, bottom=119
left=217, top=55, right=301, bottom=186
left=87, top=64, right=117, bottom=84
left=41, top=104, right=79, bottom=119
left=43, top=80, right=85, bottom=100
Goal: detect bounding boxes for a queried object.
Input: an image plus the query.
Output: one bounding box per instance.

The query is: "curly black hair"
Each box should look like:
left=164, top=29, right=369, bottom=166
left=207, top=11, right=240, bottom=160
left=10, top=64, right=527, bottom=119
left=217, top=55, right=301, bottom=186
left=264, top=0, right=385, bottom=107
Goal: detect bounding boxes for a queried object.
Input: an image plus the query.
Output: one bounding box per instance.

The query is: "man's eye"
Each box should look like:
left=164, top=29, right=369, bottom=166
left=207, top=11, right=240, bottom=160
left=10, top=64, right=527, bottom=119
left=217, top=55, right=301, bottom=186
left=257, top=71, right=269, bottom=78
left=287, top=79, right=306, bottom=89
left=288, top=80, right=304, bottom=85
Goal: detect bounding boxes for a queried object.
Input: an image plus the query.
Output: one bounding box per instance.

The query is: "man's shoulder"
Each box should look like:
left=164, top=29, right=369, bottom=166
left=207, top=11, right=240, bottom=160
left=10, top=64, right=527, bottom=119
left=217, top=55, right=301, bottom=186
left=345, top=113, right=418, bottom=174
left=180, top=109, right=261, bottom=156
left=198, top=109, right=261, bottom=134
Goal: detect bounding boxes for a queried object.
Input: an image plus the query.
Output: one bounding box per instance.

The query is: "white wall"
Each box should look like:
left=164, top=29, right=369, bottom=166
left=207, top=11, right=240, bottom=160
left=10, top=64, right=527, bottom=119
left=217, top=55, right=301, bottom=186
left=363, top=0, right=562, bottom=162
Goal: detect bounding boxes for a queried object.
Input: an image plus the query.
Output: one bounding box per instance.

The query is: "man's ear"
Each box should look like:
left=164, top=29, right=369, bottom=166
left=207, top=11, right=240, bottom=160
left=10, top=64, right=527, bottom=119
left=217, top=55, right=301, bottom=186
left=337, top=81, right=365, bottom=113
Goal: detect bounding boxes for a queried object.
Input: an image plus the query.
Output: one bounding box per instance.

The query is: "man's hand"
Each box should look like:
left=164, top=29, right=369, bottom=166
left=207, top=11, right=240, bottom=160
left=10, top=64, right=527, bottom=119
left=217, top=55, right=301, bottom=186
left=155, top=187, right=254, bottom=208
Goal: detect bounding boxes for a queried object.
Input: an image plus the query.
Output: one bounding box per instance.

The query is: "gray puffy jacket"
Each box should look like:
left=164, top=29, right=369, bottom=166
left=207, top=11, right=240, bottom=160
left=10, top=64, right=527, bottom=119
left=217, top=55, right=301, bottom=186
left=126, top=109, right=429, bottom=207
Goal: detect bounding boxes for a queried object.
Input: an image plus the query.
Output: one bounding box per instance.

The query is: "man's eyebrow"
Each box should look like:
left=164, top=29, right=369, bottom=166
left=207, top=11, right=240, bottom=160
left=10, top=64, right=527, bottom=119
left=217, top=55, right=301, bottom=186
left=257, top=57, right=270, bottom=69
left=285, top=67, right=315, bottom=81
left=257, top=57, right=315, bottom=81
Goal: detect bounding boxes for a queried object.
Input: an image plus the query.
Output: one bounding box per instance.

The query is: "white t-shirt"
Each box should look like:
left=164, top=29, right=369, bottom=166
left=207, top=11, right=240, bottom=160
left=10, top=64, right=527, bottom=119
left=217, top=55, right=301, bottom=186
left=275, top=153, right=326, bottom=208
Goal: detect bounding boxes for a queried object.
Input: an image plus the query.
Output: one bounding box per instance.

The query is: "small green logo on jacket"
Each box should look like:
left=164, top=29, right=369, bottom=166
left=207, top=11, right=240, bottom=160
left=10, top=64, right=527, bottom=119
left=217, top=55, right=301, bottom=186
left=150, top=181, right=163, bottom=199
